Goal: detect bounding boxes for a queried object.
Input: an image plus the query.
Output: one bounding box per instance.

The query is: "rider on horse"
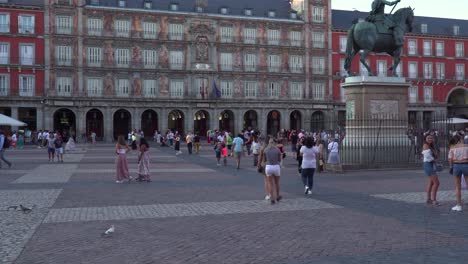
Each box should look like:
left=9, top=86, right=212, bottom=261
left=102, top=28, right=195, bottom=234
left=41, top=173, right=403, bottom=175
left=366, top=0, right=404, bottom=46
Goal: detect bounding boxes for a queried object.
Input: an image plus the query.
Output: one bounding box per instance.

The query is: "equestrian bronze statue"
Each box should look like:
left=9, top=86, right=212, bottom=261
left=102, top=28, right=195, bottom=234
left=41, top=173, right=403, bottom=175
left=344, top=1, right=414, bottom=77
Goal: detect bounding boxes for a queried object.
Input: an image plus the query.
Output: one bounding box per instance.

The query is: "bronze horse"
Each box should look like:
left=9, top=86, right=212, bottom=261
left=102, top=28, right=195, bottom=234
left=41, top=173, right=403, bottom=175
left=344, top=7, right=414, bottom=77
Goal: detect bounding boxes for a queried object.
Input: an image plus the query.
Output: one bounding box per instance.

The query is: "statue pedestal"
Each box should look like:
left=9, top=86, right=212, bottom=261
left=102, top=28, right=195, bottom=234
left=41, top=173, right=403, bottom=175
left=341, top=76, right=412, bottom=167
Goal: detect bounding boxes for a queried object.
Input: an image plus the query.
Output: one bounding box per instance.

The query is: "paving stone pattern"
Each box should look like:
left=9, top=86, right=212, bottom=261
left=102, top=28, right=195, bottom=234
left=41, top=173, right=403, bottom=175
left=1, top=143, right=468, bottom=264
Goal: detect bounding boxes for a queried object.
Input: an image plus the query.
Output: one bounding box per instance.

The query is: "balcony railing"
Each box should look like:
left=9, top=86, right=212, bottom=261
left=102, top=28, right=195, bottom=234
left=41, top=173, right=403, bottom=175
left=55, top=26, right=72, bottom=34
left=170, top=63, right=184, bottom=70
left=0, top=23, right=9, bottom=33
left=0, top=89, right=8, bottom=96
left=19, top=90, right=34, bottom=97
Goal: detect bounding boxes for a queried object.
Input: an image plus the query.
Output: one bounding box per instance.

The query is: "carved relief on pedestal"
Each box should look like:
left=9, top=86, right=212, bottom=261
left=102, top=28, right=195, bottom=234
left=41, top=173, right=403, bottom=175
left=104, top=41, right=114, bottom=66
left=103, top=15, right=114, bottom=36
left=104, top=73, right=115, bottom=96
left=131, top=16, right=142, bottom=38
left=131, top=44, right=142, bottom=67
left=159, top=45, right=169, bottom=68
left=159, top=76, right=169, bottom=97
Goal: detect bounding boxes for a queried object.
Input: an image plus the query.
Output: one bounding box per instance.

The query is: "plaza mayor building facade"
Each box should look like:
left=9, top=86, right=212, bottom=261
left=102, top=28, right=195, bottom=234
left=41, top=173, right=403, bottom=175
left=1, top=0, right=333, bottom=142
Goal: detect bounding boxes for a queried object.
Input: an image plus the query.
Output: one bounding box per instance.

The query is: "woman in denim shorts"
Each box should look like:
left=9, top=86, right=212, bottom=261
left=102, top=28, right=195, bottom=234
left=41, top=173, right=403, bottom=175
left=421, top=135, right=440, bottom=206
left=448, top=135, right=468, bottom=212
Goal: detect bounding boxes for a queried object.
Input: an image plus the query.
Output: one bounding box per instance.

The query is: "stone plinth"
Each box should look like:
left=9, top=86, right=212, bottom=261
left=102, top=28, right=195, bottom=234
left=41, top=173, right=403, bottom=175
left=341, top=76, right=412, bottom=166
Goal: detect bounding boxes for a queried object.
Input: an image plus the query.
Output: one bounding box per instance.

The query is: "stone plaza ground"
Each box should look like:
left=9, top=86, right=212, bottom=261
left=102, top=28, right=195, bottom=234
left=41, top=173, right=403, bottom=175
left=1, top=142, right=468, bottom=264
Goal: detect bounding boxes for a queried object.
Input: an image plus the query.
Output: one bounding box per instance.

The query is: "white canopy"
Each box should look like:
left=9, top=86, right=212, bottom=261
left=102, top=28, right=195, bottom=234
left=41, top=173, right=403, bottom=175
left=432, top=117, right=468, bottom=124
left=0, top=114, right=27, bottom=126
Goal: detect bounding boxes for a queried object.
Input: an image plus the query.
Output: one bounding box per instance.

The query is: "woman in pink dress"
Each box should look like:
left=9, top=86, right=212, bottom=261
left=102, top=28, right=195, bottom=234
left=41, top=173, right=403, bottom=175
left=137, top=138, right=151, bottom=182
left=115, top=135, right=130, bottom=183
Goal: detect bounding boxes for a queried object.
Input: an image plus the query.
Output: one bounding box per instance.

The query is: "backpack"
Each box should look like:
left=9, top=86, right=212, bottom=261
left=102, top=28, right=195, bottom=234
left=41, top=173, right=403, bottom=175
left=54, top=138, right=63, bottom=148
left=3, top=136, right=10, bottom=149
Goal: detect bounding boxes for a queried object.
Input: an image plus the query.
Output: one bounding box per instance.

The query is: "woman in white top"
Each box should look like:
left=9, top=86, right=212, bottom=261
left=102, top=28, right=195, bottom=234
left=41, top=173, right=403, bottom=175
left=422, top=134, right=440, bottom=206
left=300, top=137, right=320, bottom=195
left=115, top=135, right=130, bottom=183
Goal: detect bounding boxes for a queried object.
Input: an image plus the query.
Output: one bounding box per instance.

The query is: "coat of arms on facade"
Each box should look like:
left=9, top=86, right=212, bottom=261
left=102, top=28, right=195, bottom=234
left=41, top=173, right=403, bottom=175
left=196, top=36, right=209, bottom=62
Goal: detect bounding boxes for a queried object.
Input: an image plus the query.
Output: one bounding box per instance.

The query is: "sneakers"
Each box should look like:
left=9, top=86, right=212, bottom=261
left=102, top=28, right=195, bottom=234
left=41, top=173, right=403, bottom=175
left=265, top=195, right=271, bottom=200
left=304, top=186, right=309, bottom=195
left=451, top=205, right=462, bottom=212
left=307, top=190, right=313, bottom=195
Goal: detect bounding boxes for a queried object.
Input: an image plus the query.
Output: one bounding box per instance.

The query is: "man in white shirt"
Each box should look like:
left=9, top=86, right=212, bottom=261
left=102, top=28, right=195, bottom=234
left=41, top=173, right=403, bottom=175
left=37, top=130, right=43, bottom=148
left=327, top=138, right=340, bottom=173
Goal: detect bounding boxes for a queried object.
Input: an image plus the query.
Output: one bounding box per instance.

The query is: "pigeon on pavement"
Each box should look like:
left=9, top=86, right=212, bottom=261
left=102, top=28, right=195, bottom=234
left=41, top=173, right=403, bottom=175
left=102, top=225, right=115, bottom=236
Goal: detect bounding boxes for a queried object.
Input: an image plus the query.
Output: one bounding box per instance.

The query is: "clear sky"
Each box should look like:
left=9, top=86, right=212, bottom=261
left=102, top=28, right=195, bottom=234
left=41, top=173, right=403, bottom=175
left=331, top=0, right=468, bottom=20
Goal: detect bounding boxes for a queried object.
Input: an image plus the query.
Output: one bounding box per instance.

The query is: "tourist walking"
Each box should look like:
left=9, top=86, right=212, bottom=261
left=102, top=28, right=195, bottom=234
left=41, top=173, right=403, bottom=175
left=245, top=133, right=253, bottom=156
left=46, top=133, right=56, bottom=162
left=232, top=133, right=244, bottom=169
left=0, top=130, right=12, bottom=168
left=193, top=134, right=201, bottom=154
left=327, top=137, right=340, bottom=173
left=263, top=138, right=282, bottom=204
left=54, top=133, right=64, bottom=163
left=11, top=131, right=17, bottom=149
left=257, top=136, right=271, bottom=200
left=174, top=134, right=182, bottom=155
left=37, top=130, right=43, bottom=148
left=300, top=137, right=320, bottom=195
left=91, top=131, right=97, bottom=144
left=137, top=138, right=151, bottom=182
left=422, top=134, right=440, bottom=206
left=251, top=136, right=260, bottom=166
left=221, top=142, right=228, bottom=166
left=316, top=138, right=325, bottom=173
left=214, top=142, right=222, bottom=166
left=186, top=132, right=193, bottom=154
left=448, top=135, right=468, bottom=211
left=65, top=136, right=76, bottom=152
left=115, top=135, right=130, bottom=183
left=17, top=133, right=24, bottom=149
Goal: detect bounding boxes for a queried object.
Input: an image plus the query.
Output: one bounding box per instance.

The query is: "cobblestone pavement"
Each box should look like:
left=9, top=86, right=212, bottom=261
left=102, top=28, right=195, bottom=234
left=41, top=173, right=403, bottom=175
left=1, top=142, right=468, bottom=264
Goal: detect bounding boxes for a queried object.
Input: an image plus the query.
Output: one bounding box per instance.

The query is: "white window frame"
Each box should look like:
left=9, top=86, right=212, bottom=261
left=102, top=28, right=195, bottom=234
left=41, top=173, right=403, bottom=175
left=115, top=48, right=130, bottom=67
left=360, top=60, right=370, bottom=76
left=143, top=79, right=158, bottom=98
left=143, top=49, right=158, bottom=69
left=290, top=82, right=303, bottom=100
left=19, top=75, right=34, bottom=97
left=267, top=82, right=280, bottom=98
left=312, top=57, right=325, bottom=74
left=267, top=29, right=280, bottom=45
left=312, top=31, right=325, bottom=48
left=19, top=44, right=34, bottom=65
left=408, top=62, right=418, bottom=79
left=339, top=36, right=347, bottom=53
left=116, top=79, right=130, bottom=97
left=170, top=79, right=184, bottom=98
left=194, top=78, right=208, bottom=98
left=244, top=27, right=256, bottom=44
left=169, top=50, right=184, bottom=70
left=18, top=15, right=34, bottom=34
left=313, top=82, right=325, bottom=100
left=424, top=86, right=433, bottom=104
left=169, top=23, right=184, bottom=40
left=87, top=18, right=103, bottom=36
left=421, top=24, right=428, bottom=34
left=55, top=45, right=72, bottom=66
left=56, top=76, right=72, bottom=96
left=456, top=64, right=465, bottom=80
left=453, top=25, right=460, bottom=36
left=244, top=81, right=257, bottom=98
left=423, top=40, right=432, bottom=56
left=339, top=58, right=347, bottom=76
left=423, top=62, right=433, bottom=79
left=220, top=26, right=234, bottom=43
left=115, top=19, right=130, bottom=37
left=408, top=39, right=417, bottom=55
left=55, top=15, right=72, bottom=34
left=87, top=47, right=102, bottom=67
left=377, top=60, right=387, bottom=77
left=220, top=52, right=233, bottom=71
left=290, top=31, right=302, bottom=47
left=0, top=13, right=10, bottom=33
left=455, top=42, right=464, bottom=58
left=268, top=54, right=280, bottom=72
left=0, top=42, right=9, bottom=64
left=312, top=6, right=324, bottom=23
left=0, top=74, right=9, bottom=96
left=142, top=21, right=158, bottom=39
left=244, top=53, right=257, bottom=72
left=86, top=77, right=102, bottom=97
left=220, top=80, right=233, bottom=98
left=435, top=41, right=444, bottom=57
left=408, top=86, right=418, bottom=103
left=290, top=55, right=303, bottom=73
left=435, top=63, right=445, bottom=80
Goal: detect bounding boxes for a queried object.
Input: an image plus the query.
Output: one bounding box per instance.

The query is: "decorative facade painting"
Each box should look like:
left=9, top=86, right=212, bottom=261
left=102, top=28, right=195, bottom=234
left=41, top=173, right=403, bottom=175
left=195, top=36, right=209, bottom=62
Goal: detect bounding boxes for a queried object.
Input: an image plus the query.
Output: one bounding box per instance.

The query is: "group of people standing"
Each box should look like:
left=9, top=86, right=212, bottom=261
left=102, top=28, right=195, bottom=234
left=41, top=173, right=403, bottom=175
left=422, top=132, right=468, bottom=211
left=115, top=135, right=151, bottom=183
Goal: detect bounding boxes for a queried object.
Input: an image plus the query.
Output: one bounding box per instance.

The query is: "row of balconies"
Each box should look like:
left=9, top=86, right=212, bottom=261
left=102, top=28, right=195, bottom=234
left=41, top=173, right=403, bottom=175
left=334, top=70, right=467, bottom=81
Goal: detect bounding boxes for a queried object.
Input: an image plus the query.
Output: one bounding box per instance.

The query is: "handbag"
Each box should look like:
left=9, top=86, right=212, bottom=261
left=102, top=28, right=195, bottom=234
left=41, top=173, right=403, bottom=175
left=257, top=166, right=263, bottom=173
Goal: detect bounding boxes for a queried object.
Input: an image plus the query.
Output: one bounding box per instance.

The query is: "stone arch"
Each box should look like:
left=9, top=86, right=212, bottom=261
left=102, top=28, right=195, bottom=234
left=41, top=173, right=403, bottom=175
left=193, top=110, right=210, bottom=136
left=141, top=109, right=158, bottom=138
left=53, top=108, right=77, bottom=141
left=446, top=87, right=468, bottom=118
left=267, top=110, right=281, bottom=136
left=290, top=110, right=303, bottom=131
left=311, top=111, right=325, bottom=132
left=219, top=110, right=235, bottom=132
left=113, top=109, right=132, bottom=140
left=243, top=110, right=258, bottom=130
left=168, top=109, right=185, bottom=134
left=86, top=108, right=104, bottom=141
